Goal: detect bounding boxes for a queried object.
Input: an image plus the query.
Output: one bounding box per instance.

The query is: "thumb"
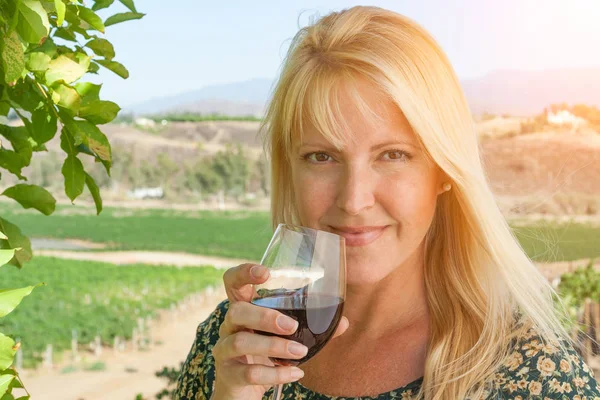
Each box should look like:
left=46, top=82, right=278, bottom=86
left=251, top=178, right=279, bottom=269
left=331, top=316, right=349, bottom=339
left=223, top=263, right=270, bottom=303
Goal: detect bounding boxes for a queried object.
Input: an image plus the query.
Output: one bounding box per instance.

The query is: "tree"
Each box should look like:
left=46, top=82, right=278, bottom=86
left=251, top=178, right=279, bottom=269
left=211, top=143, right=250, bottom=196
left=0, top=0, right=144, bottom=396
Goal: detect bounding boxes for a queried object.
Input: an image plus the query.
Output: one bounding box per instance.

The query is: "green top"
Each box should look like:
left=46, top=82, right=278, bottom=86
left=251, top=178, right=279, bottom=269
left=175, top=299, right=600, bottom=399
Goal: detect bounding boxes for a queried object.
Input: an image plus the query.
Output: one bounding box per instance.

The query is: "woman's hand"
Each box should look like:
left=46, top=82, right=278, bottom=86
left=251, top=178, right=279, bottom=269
left=211, top=263, right=349, bottom=400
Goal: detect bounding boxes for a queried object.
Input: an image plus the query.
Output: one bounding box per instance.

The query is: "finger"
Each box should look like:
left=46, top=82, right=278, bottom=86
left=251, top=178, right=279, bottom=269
left=219, top=301, right=298, bottom=337
left=223, top=263, right=270, bottom=303
left=332, top=316, right=349, bottom=339
left=215, top=331, right=308, bottom=361
left=227, top=363, right=304, bottom=386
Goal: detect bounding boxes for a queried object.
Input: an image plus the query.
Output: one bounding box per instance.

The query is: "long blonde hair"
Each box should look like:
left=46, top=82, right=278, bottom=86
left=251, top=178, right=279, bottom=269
left=259, top=6, right=571, bottom=399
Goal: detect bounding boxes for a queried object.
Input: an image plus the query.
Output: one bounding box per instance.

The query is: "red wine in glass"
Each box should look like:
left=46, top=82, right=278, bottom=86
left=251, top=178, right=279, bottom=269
left=252, top=224, right=346, bottom=400
left=251, top=289, right=344, bottom=366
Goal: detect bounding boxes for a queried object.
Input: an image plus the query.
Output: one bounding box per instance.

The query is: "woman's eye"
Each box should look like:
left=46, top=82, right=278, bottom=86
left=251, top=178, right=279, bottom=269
left=304, top=152, right=331, bottom=163
left=382, top=150, right=410, bottom=161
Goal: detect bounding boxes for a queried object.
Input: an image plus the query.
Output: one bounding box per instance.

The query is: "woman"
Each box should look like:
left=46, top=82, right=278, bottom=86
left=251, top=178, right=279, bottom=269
left=175, top=6, right=600, bottom=400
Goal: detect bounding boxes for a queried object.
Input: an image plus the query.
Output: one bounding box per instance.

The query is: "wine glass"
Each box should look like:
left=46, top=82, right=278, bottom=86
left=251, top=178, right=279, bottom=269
left=251, top=223, right=346, bottom=400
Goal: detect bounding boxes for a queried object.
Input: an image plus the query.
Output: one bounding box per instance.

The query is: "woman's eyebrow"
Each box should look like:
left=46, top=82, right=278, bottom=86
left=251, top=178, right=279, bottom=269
left=297, top=140, right=417, bottom=151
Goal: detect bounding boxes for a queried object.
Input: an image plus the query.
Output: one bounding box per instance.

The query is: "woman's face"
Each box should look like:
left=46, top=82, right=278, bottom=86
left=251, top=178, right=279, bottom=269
left=290, top=80, right=445, bottom=285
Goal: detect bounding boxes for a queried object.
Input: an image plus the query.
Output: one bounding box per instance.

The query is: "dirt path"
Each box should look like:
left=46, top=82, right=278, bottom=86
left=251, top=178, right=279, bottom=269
left=35, top=249, right=256, bottom=269
left=35, top=248, right=597, bottom=282
left=18, top=288, right=226, bottom=400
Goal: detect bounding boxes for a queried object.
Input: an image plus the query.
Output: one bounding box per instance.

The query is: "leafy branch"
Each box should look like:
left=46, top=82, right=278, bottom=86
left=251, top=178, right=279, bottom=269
left=0, top=0, right=144, bottom=397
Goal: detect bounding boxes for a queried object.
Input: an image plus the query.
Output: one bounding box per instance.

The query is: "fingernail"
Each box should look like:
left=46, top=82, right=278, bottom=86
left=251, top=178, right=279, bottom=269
left=288, top=342, right=308, bottom=356
left=250, top=265, right=267, bottom=279
left=277, top=315, right=298, bottom=331
left=290, top=367, right=304, bottom=380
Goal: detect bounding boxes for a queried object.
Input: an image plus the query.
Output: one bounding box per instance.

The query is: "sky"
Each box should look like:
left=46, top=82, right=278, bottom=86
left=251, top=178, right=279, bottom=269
left=89, top=0, right=600, bottom=107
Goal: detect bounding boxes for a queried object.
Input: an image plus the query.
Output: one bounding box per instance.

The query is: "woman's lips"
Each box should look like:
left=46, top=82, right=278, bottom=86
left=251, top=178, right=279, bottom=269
left=329, top=225, right=388, bottom=247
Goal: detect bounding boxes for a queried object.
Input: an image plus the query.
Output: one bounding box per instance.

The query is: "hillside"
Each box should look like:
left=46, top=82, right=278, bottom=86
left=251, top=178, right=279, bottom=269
left=105, top=121, right=600, bottom=215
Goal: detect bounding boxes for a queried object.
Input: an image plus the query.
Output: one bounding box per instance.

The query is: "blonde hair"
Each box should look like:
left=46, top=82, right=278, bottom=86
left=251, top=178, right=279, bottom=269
left=259, top=6, right=572, bottom=399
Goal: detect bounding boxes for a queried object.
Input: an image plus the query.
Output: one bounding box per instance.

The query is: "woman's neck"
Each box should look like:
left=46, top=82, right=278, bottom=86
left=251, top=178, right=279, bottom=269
left=343, top=250, right=430, bottom=341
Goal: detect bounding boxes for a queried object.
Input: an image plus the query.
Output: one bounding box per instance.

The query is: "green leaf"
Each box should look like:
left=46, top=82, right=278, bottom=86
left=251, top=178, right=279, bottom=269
left=54, top=0, right=65, bottom=26
left=66, top=120, right=111, bottom=161
left=45, top=54, right=87, bottom=85
left=87, top=61, right=99, bottom=74
left=94, top=59, right=128, bottom=78
left=30, top=37, right=57, bottom=58
left=53, top=27, right=76, bottom=41
left=0, top=374, right=15, bottom=397
left=61, top=154, right=84, bottom=202
left=4, top=372, right=22, bottom=390
left=0, top=217, right=33, bottom=268
left=59, top=126, right=76, bottom=155
left=7, top=79, right=44, bottom=110
left=31, top=108, right=57, bottom=144
left=85, top=172, right=102, bottom=214
left=16, top=0, right=50, bottom=44
left=91, top=0, right=115, bottom=11
left=118, top=0, right=136, bottom=12
left=0, top=231, right=6, bottom=240
left=2, top=391, right=16, bottom=400
left=0, top=149, right=27, bottom=179
left=85, top=38, right=114, bottom=60
left=52, top=83, right=81, bottom=113
left=25, top=51, right=51, bottom=72
left=104, top=11, right=143, bottom=27
left=0, top=102, right=9, bottom=117
left=70, top=24, right=94, bottom=40
left=1, top=31, right=25, bottom=83
left=64, top=52, right=91, bottom=72
left=0, top=125, right=32, bottom=166
left=74, top=81, right=101, bottom=105
left=78, top=7, right=104, bottom=32
left=0, top=334, right=16, bottom=371
left=63, top=4, right=79, bottom=24
left=0, top=0, right=18, bottom=30
left=79, top=100, right=120, bottom=124
left=0, top=249, right=17, bottom=266
left=0, top=285, right=39, bottom=318
left=0, top=85, right=9, bottom=116
left=2, top=184, right=56, bottom=215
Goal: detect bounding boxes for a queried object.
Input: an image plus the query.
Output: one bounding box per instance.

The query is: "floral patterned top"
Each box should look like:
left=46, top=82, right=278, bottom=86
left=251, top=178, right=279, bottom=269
left=175, top=299, right=600, bottom=399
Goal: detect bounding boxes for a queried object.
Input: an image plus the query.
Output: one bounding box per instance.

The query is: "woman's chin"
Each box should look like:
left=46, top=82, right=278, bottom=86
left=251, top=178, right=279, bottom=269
left=345, top=265, right=391, bottom=286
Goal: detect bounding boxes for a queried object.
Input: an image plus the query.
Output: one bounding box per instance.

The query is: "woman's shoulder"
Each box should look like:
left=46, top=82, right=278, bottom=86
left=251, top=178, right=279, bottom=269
left=175, top=298, right=231, bottom=400
left=491, top=325, right=600, bottom=399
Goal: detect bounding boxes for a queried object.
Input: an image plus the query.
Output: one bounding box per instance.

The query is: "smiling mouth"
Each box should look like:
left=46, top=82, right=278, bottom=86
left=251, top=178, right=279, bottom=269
left=328, top=225, right=389, bottom=247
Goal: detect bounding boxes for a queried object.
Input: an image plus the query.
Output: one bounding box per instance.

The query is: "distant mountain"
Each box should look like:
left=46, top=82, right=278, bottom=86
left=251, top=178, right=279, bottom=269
left=126, top=68, right=600, bottom=117
left=462, top=67, right=600, bottom=115
left=126, top=78, right=275, bottom=116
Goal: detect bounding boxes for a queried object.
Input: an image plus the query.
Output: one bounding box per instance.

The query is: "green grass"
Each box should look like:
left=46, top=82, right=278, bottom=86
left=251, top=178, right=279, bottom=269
left=0, top=256, right=223, bottom=367
left=511, top=221, right=600, bottom=262
left=1, top=202, right=273, bottom=260
left=84, top=361, right=107, bottom=371
left=2, top=201, right=599, bottom=262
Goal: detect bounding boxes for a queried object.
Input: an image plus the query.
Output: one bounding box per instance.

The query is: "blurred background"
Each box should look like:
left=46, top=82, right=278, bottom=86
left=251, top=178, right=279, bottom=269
left=1, top=1, right=599, bottom=399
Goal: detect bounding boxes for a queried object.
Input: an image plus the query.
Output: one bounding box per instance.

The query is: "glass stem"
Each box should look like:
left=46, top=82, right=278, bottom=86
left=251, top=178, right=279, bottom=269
left=271, top=383, right=283, bottom=400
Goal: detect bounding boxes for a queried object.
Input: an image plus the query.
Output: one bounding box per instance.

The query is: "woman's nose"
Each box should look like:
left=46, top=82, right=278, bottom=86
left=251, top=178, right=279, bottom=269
left=335, top=163, right=376, bottom=216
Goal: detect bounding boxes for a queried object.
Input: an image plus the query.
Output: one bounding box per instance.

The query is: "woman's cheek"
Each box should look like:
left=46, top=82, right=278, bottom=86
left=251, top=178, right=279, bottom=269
left=294, top=170, right=336, bottom=223
left=383, top=173, right=436, bottom=216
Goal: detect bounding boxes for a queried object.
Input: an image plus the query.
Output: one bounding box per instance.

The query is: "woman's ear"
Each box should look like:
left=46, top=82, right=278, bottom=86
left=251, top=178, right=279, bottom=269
left=436, top=170, right=452, bottom=196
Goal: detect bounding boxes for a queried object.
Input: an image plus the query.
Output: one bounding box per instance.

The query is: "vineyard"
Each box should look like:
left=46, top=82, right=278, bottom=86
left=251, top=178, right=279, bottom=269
left=0, top=256, right=222, bottom=368
left=557, top=260, right=600, bottom=369
left=1, top=202, right=272, bottom=260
